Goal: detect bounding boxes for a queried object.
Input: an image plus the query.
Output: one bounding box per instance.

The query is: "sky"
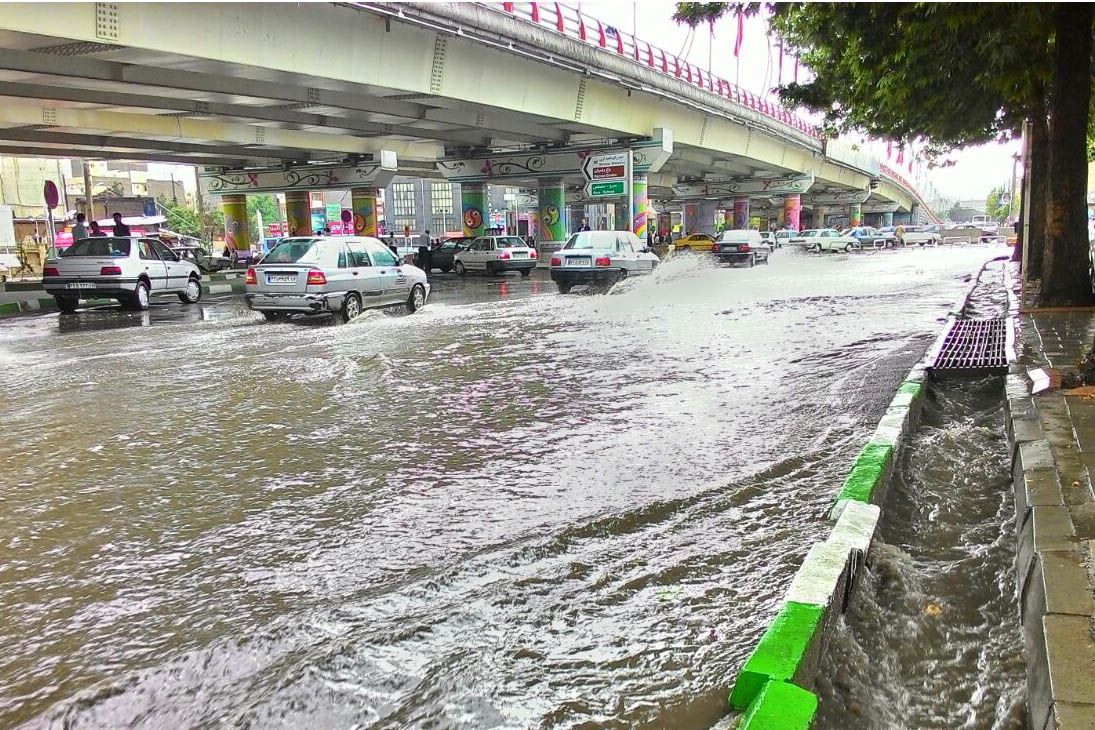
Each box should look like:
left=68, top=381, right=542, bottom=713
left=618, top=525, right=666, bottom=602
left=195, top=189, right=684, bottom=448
left=579, top=0, right=1021, bottom=204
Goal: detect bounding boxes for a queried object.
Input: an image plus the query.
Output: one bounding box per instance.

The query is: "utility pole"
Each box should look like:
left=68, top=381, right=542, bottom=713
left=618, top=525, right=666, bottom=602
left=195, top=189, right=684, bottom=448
left=82, top=160, right=94, bottom=222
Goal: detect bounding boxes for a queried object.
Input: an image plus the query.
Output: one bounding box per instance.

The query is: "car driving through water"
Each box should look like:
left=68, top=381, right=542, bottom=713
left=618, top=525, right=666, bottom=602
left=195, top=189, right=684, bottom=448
left=454, top=235, right=537, bottom=276
left=245, top=236, right=429, bottom=322
left=711, top=229, right=772, bottom=266
left=43, top=236, right=203, bottom=312
left=549, top=230, right=659, bottom=293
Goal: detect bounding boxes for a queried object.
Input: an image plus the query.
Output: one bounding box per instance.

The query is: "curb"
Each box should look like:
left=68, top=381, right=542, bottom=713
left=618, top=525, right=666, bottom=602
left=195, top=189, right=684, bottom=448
left=723, top=264, right=1004, bottom=727
left=0, top=279, right=244, bottom=318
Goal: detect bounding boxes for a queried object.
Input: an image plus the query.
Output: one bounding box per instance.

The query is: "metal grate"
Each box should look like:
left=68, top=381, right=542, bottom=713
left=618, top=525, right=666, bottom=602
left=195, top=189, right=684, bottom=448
left=928, top=318, right=1009, bottom=374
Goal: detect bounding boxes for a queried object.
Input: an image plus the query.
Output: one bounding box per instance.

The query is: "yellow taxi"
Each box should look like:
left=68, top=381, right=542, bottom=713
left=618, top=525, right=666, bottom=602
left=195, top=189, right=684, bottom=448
left=673, top=233, right=716, bottom=253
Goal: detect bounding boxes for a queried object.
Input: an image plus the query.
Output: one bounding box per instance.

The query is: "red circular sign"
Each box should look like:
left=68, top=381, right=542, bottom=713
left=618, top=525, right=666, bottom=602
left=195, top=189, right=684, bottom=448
left=43, top=180, right=59, bottom=208
left=340, top=209, right=352, bottom=224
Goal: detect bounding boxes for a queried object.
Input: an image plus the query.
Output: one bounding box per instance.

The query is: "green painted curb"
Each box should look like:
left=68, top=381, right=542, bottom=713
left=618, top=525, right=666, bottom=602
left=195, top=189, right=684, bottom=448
left=738, top=680, right=818, bottom=730
left=0, top=301, right=19, bottom=314
left=832, top=442, right=893, bottom=504
left=729, top=601, right=825, bottom=710
left=896, top=380, right=922, bottom=396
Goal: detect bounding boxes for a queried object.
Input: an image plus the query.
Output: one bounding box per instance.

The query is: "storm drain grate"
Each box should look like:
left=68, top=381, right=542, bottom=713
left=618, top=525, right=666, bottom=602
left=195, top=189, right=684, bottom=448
left=928, top=318, right=1009, bottom=375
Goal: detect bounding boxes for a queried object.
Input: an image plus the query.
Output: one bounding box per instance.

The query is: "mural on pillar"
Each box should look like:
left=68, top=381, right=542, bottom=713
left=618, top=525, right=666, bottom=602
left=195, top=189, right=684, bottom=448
left=783, top=196, right=802, bottom=231
left=537, top=185, right=566, bottom=242
left=848, top=205, right=862, bottom=227
left=222, top=196, right=249, bottom=251
left=461, top=185, right=487, bottom=237
left=685, top=203, right=697, bottom=234
left=352, top=193, right=377, bottom=237
left=284, top=193, right=311, bottom=236
left=632, top=176, right=648, bottom=239
left=733, top=198, right=750, bottom=229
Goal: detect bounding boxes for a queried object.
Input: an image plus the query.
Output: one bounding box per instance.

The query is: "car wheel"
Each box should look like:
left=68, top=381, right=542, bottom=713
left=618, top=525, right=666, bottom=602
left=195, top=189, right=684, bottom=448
left=556, top=281, right=573, bottom=294
left=811, top=243, right=821, bottom=253
left=845, top=243, right=854, bottom=253
left=131, top=280, right=150, bottom=310
left=884, top=240, right=893, bottom=249
left=455, top=261, right=467, bottom=276
left=406, top=283, right=427, bottom=313
left=340, top=292, right=361, bottom=323
left=262, top=311, right=286, bottom=322
left=520, top=268, right=531, bottom=277
left=178, top=277, right=202, bottom=304
left=441, top=264, right=452, bottom=273
left=55, top=295, right=79, bottom=314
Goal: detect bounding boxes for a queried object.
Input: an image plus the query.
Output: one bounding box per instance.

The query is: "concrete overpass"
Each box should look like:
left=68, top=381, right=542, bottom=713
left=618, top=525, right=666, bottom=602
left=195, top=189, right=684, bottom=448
left=0, top=1, right=937, bottom=247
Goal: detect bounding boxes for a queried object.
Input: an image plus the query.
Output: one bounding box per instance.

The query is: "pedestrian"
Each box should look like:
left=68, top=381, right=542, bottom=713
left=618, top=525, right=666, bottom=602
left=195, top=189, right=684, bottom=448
left=72, top=213, right=88, bottom=241
left=88, top=221, right=106, bottom=237
left=112, top=212, right=131, bottom=237
left=579, top=218, right=591, bottom=232
left=417, top=229, right=432, bottom=274
left=387, top=233, right=398, bottom=256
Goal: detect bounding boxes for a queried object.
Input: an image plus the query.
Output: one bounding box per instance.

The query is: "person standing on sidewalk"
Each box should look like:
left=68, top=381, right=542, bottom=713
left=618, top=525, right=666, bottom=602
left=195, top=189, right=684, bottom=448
left=417, top=229, right=432, bottom=275
left=112, top=212, right=131, bottom=237
left=72, top=213, right=88, bottom=242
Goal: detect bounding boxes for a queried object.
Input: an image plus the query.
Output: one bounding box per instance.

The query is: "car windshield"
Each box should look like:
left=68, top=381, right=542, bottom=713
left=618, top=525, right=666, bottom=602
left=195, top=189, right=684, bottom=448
left=60, top=237, right=131, bottom=257
left=717, top=231, right=753, bottom=242
left=564, top=232, right=617, bottom=250
left=801, top=230, right=818, bottom=236
left=495, top=237, right=527, bottom=248
left=263, top=238, right=323, bottom=264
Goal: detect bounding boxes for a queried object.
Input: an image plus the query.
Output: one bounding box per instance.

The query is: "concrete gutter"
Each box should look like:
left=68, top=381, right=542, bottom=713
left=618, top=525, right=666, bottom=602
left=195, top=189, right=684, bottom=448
left=0, top=275, right=245, bottom=317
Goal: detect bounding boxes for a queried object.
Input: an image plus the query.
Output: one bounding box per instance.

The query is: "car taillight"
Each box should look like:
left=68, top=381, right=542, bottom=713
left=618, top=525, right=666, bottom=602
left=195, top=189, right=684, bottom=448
left=740, top=244, right=750, bottom=252
left=100, top=266, right=122, bottom=275
left=550, top=257, right=561, bottom=267
left=43, top=266, right=59, bottom=277
left=245, top=267, right=256, bottom=285
left=711, top=243, right=719, bottom=251
left=498, top=251, right=511, bottom=260
left=595, top=256, right=612, bottom=267
left=529, top=249, right=537, bottom=258
left=306, top=269, right=327, bottom=285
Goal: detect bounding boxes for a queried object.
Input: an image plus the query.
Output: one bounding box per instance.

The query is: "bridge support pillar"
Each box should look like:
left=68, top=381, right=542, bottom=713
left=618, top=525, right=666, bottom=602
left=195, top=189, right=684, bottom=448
left=537, top=178, right=566, bottom=245
left=657, top=211, right=672, bottom=237
left=695, top=200, right=719, bottom=236
left=683, top=202, right=698, bottom=235
left=461, top=182, right=487, bottom=237
left=613, top=200, right=628, bottom=231
left=813, top=206, right=826, bottom=229
left=847, top=203, right=862, bottom=228
left=222, top=194, right=251, bottom=251
left=881, top=211, right=894, bottom=228
left=733, top=197, right=750, bottom=229
left=632, top=173, right=648, bottom=241
left=350, top=187, right=378, bottom=237
left=783, top=194, right=802, bottom=231
left=285, top=190, right=312, bottom=236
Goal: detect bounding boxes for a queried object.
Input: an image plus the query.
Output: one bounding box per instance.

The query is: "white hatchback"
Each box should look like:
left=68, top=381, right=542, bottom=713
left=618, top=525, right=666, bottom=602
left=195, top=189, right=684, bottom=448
left=549, top=230, right=659, bottom=293
left=454, top=235, right=537, bottom=276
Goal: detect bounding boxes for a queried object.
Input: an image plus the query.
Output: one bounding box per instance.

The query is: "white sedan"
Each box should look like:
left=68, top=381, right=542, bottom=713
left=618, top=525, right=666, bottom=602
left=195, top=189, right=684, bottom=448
left=789, top=229, right=861, bottom=253
left=895, top=225, right=941, bottom=246
left=549, top=230, right=659, bottom=293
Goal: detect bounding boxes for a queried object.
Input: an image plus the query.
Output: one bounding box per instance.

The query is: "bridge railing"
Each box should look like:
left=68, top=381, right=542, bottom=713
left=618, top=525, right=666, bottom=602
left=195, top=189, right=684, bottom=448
left=494, top=2, right=820, bottom=139
left=879, top=164, right=941, bottom=223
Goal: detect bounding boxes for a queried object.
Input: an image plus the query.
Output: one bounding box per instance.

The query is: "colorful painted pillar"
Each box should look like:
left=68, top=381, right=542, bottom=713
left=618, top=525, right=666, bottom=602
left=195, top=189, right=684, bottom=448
left=683, top=202, right=698, bottom=234
left=881, top=211, right=894, bottom=227
left=848, top=203, right=862, bottom=228
left=631, top=173, right=648, bottom=240
left=813, top=206, right=827, bottom=229
left=537, top=178, right=566, bottom=244
left=657, top=211, right=672, bottom=237
left=696, top=200, right=719, bottom=236
left=461, top=182, right=487, bottom=237
left=222, top=194, right=251, bottom=251
left=783, top=194, right=802, bottom=231
left=350, top=187, right=378, bottom=237
left=733, top=196, right=750, bottom=229
left=284, top=190, right=312, bottom=236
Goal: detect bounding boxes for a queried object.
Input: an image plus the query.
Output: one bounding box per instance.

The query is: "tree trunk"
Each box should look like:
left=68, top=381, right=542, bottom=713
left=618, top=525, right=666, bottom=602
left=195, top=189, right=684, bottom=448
left=1012, top=164, right=1026, bottom=263
left=1041, top=2, right=1094, bottom=306
left=1027, top=110, right=1049, bottom=277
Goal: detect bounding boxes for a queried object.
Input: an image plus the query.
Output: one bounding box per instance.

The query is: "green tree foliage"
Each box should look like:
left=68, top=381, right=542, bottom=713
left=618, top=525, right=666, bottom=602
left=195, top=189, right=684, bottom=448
left=984, top=187, right=1012, bottom=223
left=246, top=194, right=280, bottom=242
left=157, top=196, right=223, bottom=243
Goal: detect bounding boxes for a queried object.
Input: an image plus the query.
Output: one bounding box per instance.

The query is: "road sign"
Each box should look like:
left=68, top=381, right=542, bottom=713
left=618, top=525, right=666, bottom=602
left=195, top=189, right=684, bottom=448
left=586, top=180, right=626, bottom=197
left=582, top=151, right=630, bottom=182
left=43, top=180, right=59, bottom=209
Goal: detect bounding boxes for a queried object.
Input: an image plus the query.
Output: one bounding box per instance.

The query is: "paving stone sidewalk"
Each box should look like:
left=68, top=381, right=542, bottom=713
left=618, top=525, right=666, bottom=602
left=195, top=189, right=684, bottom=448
left=1009, top=289, right=1095, bottom=730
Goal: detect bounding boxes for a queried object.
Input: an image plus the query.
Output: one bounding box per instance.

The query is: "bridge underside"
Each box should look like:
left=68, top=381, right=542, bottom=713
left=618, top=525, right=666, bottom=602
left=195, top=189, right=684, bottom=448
left=0, top=2, right=920, bottom=218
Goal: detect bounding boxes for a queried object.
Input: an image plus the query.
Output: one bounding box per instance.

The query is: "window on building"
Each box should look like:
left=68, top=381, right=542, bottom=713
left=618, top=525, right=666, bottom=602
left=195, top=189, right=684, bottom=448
left=392, top=182, right=416, bottom=231
left=430, top=182, right=454, bottom=232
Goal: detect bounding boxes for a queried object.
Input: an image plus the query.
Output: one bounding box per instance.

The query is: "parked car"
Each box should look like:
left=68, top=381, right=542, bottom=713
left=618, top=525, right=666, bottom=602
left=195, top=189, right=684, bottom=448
left=712, top=229, right=772, bottom=266
left=895, top=225, right=941, bottom=247
left=673, top=233, right=716, bottom=253
left=169, top=242, right=234, bottom=273
left=843, top=226, right=895, bottom=249
left=549, top=230, right=659, bottom=293
left=43, top=236, right=203, bottom=313
left=454, top=235, right=537, bottom=276
left=790, top=228, right=860, bottom=253
left=245, top=236, right=428, bottom=323
left=774, top=229, right=797, bottom=249
left=427, top=237, right=472, bottom=273
left=759, top=231, right=776, bottom=249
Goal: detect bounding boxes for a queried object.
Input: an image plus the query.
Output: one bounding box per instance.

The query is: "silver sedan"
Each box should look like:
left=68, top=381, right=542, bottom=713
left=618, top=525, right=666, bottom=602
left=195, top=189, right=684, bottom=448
left=245, top=236, right=430, bottom=322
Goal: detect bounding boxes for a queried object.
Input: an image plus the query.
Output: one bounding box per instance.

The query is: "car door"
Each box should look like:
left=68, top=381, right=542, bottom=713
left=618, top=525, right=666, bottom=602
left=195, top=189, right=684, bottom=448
left=366, top=242, right=406, bottom=303
left=149, top=240, right=187, bottom=291
left=341, top=239, right=381, bottom=302
left=136, top=239, right=170, bottom=292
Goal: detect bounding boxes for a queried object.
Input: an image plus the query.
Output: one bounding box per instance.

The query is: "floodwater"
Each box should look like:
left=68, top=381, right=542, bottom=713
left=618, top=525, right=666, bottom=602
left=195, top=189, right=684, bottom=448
left=815, top=260, right=1026, bottom=730
left=0, top=246, right=1007, bottom=729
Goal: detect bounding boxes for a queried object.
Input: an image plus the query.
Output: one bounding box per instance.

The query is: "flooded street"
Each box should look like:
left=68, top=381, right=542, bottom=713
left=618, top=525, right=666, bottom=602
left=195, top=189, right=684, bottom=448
left=0, top=247, right=1007, bottom=729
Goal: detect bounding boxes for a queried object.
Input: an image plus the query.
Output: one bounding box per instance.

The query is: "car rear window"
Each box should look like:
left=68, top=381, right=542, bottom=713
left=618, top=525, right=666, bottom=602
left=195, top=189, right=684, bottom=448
left=496, top=237, right=527, bottom=248
left=61, top=237, right=130, bottom=257
left=564, top=232, right=617, bottom=250
left=263, top=238, right=323, bottom=264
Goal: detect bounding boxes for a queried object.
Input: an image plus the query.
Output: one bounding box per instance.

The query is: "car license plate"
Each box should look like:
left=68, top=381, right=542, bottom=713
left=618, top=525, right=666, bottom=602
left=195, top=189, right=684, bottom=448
left=512, top=252, right=527, bottom=258
left=65, top=282, right=96, bottom=289
left=567, top=257, right=591, bottom=267
left=267, top=274, right=295, bottom=284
